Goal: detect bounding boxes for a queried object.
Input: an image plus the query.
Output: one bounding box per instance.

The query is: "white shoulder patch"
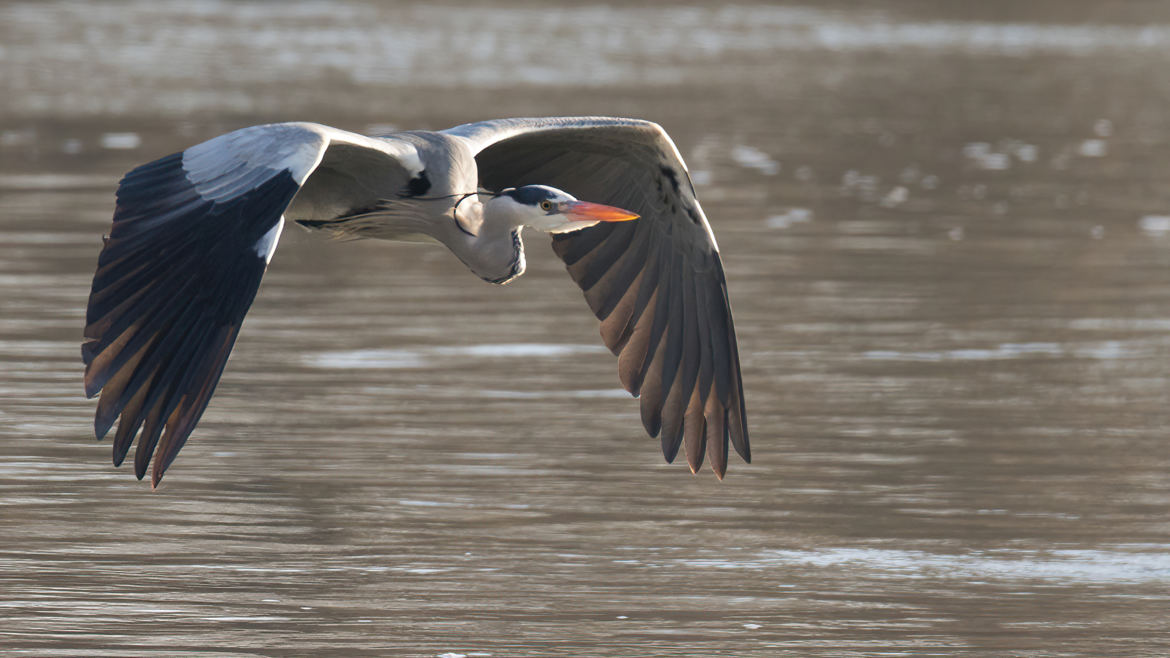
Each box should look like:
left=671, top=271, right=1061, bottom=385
left=181, top=124, right=329, bottom=202
left=254, top=217, right=285, bottom=264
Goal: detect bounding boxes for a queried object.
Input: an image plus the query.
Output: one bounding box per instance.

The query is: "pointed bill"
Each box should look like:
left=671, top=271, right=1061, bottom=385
left=563, top=200, right=639, bottom=223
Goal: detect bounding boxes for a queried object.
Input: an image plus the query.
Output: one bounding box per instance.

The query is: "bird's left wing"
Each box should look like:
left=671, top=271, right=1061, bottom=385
left=445, top=117, right=749, bottom=478
left=83, top=122, right=422, bottom=486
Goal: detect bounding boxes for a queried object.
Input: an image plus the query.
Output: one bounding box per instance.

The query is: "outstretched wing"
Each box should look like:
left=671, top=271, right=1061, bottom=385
left=83, top=122, right=422, bottom=486
left=446, top=117, right=749, bottom=478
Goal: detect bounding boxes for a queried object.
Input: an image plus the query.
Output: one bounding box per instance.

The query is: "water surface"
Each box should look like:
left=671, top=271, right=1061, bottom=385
left=2, top=2, right=1169, bottom=656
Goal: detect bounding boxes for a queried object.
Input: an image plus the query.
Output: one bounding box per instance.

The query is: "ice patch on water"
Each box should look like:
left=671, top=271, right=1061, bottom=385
left=205, top=615, right=292, bottom=622
left=0, top=173, right=112, bottom=189
left=962, top=142, right=991, bottom=158
left=306, top=349, right=425, bottom=369
left=687, top=545, right=1170, bottom=584
left=437, top=343, right=607, bottom=358
left=1078, top=139, right=1107, bottom=157
left=1139, top=215, right=1170, bottom=236
left=879, top=186, right=909, bottom=208
left=0, top=129, right=36, bottom=147
left=765, top=208, right=813, bottom=229
left=1068, top=318, right=1170, bottom=331
left=840, top=170, right=880, bottom=200
left=1012, top=143, right=1038, bottom=163
left=1074, top=341, right=1125, bottom=360
left=862, top=341, right=1135, bottom=362
left=100, top=132, right=141, bottom=149
left=399, top=499, right=460, bottom=507
left=962, top=141, right=1037, bottom=170
left=730, top=145, right=780, bottom=175
left=809, top=21, right=1170, bottom=55
left=475, top=388, right=630, bottom=400
left=305, top=343, right=607, bottom=369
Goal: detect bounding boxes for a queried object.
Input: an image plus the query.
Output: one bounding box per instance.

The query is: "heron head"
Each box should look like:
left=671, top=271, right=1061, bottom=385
left=489, top=185, right=638, bottom=234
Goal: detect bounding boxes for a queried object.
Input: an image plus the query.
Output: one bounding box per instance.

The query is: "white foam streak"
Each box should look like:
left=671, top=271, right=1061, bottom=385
left=685, top=546, right=1170, bottom=585
left=305, top=343, right=608, bottom=369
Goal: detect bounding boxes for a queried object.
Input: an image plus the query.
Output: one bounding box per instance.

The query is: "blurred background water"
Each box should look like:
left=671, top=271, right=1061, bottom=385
left=2, top=1, right=1170, bottom=656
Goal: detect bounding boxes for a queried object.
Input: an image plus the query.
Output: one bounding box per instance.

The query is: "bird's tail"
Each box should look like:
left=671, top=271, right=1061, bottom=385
left=294, top=218, right=334, bottom=230
left=293, top=215, right=373, bottom=241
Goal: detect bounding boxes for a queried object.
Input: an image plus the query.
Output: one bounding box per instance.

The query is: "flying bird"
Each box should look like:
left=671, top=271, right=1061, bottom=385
left=82, top=116, right=750, bottom=487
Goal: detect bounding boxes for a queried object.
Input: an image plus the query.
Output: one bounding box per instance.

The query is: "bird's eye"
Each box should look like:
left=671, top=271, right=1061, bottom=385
left=539, top=200, right=553, bottom=212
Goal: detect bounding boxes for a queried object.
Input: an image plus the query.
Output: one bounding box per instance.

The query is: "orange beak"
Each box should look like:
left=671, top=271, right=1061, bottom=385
left=563, top=200, right=639, bottom=223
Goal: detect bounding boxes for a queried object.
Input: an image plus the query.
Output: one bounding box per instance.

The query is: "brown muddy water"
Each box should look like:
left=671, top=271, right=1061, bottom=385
left=2, top=2, right=1170, bottom=656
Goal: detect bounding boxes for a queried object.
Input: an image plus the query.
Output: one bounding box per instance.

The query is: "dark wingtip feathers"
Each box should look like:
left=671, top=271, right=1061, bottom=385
left=83, top=150, right=298, bottom=484
left=660, top=428, right=683, bottom=465
left=550, top=212, right=750, bottom=480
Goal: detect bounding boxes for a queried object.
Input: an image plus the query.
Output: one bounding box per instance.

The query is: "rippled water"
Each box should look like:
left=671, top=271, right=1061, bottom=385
left=2, top=2, right=1170, bottom=656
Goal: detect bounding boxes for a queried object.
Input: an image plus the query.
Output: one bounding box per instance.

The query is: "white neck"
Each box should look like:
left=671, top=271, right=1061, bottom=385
left=443, top=195, right=526, bottom=284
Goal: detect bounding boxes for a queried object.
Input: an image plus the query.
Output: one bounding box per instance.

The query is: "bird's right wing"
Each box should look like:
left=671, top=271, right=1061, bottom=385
left=83, top=122, right=423, bottom=487
left=446, top=117, right=748, bottom=478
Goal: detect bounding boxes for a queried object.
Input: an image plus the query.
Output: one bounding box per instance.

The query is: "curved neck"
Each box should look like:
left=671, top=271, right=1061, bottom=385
left=445, top=197, right=526, bottom=284
left=456, top=226, right=525, bottom=284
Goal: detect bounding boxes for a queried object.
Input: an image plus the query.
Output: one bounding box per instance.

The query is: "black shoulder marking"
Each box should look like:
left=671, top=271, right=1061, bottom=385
left=405, top=170, right=431, bottom=197
left=660, top=166, right=681, bottom=195
left=685, top=206, right=703, bottom=226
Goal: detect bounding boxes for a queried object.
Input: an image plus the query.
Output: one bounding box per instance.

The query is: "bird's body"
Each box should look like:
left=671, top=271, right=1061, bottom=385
left=83, top=116, right=750, bottom=487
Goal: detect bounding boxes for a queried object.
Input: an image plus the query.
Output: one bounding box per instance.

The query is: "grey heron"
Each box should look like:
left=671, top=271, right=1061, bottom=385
left=82, top=117, right=750, bottom=487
